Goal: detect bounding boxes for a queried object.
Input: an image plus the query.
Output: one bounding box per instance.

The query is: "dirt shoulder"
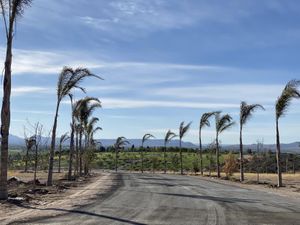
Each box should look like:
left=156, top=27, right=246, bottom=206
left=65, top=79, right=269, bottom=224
left=0, top=172, right=116, bottom=225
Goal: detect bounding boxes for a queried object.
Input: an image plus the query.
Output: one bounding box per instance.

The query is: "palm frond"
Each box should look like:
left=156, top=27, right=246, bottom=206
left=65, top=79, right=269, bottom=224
left=164, top=130, right=177, bottom=144
left=200, top=111, right=219, bottom=129
left=60, top=132, right=69, bottom=144
left=57, top=67, right=102, bottom=102
left=179, top=121, right=192, bottom=139
left=276, top=79, right=300, bottom=119
left=240, top=101, right=265, bottom=125
left=142, top=133, right=155, bottom=145
left=216, top=113, right=235, bottom=134
left=114, top=137, right=130, bottom=149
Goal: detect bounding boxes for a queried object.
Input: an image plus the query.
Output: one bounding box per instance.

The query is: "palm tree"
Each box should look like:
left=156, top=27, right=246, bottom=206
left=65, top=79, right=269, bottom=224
left=275, top=80, right=300, bottom=187
left=179, top=121, right=192, bottom=175
left=73, top=97, right=101, bottom=175
left=114, top=137, right=130, bottom=172
left=58, top=132, right=69, bottom=173
left=239, top=102, right=264, bottom=182
left=199, top=112, right=217, bottom=176
left=141, top=134, right=155, bottom=173
left=47, top=67, right=101, bottom=186
left=84, top=117, right=102, bottom=173
left=215, top=113, right=235, bottom=178
left=0, top=0, right=32, bottom=200
left=164, top=130, right=177, bottom=174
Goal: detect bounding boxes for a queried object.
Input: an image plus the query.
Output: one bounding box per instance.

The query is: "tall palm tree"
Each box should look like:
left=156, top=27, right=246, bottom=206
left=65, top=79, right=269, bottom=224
left=179, top=121, right=192, bottom=175
left=215, top=113, right=235, bottom=178
left=164, top=130, right=177, bottom=174
left=114, top=137, right=130, bottom=172
left=239, top=102, right=264, bottom=182
left=73, top=97, right=101, bottom=175
left=199, top=112, right=217, bottom=176
left=47, top=67, right=102, bottom=186
left=0, top=0, right=32, bottom=200
left=58, top=132, right=69, bottom=173
left=141, top=133, right=155, bottom=173
left=275, top=80, right=300, bottom=187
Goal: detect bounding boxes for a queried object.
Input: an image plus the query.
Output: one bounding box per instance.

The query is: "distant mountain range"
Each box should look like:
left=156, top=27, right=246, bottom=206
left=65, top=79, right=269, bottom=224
left=8, top=134, right=300, bottom=153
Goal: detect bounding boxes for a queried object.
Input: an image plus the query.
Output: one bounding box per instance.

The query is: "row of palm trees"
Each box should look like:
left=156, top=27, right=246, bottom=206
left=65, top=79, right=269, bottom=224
left=114, top=80, right=300, bottom=187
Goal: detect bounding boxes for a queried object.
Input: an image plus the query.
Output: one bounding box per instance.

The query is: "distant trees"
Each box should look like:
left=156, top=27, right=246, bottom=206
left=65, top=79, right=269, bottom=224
left=215, top=113, right=235, bottom=178
left=275, top=80, right=300, bottom=187
left=239, top=102, right=264, bottom=182
left=179, top=121, right=192, bottom=175
left=0, top=0, right=32, bottom=200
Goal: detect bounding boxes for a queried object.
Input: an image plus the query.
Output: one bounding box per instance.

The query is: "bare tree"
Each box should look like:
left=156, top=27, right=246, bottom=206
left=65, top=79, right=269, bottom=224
left=0, top=0, right=32, bottom=200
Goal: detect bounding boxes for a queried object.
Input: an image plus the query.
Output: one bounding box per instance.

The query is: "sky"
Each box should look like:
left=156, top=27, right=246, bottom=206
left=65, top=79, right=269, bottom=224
left=0, top=0, right=300, bottom=145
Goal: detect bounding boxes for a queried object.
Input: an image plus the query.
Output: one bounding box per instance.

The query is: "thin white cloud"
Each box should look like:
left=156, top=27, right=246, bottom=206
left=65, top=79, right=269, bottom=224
left=100, top=98, right=239, bottom=109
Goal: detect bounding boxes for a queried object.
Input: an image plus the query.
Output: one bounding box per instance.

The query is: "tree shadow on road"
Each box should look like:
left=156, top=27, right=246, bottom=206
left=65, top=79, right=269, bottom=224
left=12, top=205, right=147, bottom=225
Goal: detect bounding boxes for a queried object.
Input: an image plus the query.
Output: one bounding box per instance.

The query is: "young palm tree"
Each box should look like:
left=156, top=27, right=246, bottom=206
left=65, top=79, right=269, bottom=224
left=164, top=130, right=177, bottom=174
left=47, top=67, right=101, bottom=186
left=239, top=102, right=264, bottom=182
left=179, top=121, right=192, bottom=175
left=140, top=133, right=155, bottom=173
left=199, top=112, right=217, bottom=176
left=73, top=97, right=101, bottom=175
left=58, top=132, right=69, bottom=173
left=114, top=137, right=130, bottom=172
left=275, top=80, right=300, bottom=187
left=215, top=113, right=235, bottom=178
left=0, top=0, right=32, bottom=200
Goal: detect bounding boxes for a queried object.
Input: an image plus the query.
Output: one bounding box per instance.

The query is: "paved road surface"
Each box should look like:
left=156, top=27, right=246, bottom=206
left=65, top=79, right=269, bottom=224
left=25, top=172, right=300, bottom=225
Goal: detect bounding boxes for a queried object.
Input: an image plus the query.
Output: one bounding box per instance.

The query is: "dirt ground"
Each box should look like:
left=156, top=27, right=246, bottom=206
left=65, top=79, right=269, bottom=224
left=0, top=170, right=116, bottom=224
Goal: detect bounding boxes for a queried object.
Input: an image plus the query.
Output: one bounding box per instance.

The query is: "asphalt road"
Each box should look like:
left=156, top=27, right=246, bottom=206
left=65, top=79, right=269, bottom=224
left=27, top=172, right=300, bottom=225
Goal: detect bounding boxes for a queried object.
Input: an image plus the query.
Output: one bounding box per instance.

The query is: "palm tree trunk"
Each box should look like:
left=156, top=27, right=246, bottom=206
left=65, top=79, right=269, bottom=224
left=141, top=146, right=144, bottom=173
left=240, top=125, right=244, bottom=182
left=25, top=147, right=29, bottom=172
left=58, top=143, right=62, bottom=173
left=75, top=130, right=79, bottom=176
left=199, top=129, right=203, bottom=176
left=47, top=101, right=60, bottom=186
left=115, top=148, right=118, bottom=172
left=79, top=130, right=83, bottom=176
left=180, top=138, right=183, bottom=175
left=68, top=122, right=75, bottom=180
left=0, top=24, right=14, bottom=200
left=164, top=143, right=167, bottom=174
left=276, top=118, right=283, bottom=187
left=33, top=144, right=38, bottom=188
left=216, top=134, right=220, bottom=178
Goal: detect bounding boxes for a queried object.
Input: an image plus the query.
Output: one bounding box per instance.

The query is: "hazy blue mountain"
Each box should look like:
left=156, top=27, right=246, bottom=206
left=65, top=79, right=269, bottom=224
left=7, top=134, right=300, bottom=153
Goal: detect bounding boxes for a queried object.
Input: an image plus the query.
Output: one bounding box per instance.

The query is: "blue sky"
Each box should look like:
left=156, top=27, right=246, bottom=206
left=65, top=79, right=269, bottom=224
left=0, top=0, right=300, bottom=145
